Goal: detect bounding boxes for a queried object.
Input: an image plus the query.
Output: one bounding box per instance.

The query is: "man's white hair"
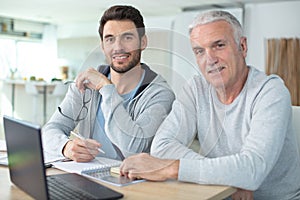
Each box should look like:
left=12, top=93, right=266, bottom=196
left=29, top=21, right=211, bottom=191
left=189, top=10, right=243, bottom=46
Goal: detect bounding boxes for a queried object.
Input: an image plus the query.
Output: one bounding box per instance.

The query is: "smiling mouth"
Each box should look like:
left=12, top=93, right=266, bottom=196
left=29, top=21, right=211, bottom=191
left=207, top=66, right=225, bottom=74
left=112, top=54, right=130, bottom=60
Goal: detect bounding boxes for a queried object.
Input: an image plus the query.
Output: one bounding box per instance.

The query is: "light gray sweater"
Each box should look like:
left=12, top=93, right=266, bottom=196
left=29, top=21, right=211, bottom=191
left=151, top=66, right=300, bottom=199
left=42, top=64, right=175, bottom=159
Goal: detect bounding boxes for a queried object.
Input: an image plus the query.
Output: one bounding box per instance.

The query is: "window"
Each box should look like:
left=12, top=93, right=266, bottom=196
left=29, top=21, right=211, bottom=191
left=0, top=39, right=17, bottom=79
left=0, top=38, right=55, bottom=81
left=16, top=41, right=45, bottom=79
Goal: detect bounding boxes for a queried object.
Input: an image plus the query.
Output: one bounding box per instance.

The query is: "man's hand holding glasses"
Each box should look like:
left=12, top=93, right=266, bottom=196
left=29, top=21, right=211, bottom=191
left=58, top=67, right=111, bottom=162
left=76, top=67, right=112, bottom=93
left=58, top=83, right=102, bottom=162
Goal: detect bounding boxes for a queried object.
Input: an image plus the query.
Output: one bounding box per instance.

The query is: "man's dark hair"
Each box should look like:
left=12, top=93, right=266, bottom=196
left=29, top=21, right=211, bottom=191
left=98, top=5, right=145, bottom=41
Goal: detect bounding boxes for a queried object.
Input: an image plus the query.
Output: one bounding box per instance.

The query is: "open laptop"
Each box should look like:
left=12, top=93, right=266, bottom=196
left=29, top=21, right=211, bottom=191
left=3, top=115, right=123, bottom=200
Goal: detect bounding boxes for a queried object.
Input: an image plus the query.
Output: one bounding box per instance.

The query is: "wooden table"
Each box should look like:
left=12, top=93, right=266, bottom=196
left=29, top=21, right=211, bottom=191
left=0, top=166, right=236, bottom=200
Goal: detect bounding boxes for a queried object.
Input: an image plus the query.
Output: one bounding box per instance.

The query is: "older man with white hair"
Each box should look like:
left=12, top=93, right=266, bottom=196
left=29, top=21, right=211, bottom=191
left=120, top=10, right=300, bottom=200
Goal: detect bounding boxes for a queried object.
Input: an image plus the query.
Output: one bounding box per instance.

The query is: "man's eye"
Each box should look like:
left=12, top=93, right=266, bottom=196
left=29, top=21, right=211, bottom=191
left=124, top=35, right=133, bottom=41
left=105, top=37, right=114, bottom=43
left=194, top=49, right=204, bottom=55
left=216, top=43, right=226, bottom=48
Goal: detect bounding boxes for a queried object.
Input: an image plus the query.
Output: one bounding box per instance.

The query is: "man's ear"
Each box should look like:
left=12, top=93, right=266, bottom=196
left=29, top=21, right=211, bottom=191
left=140, top=35, right=147, bottom=51
left=240, top=37, right=248, bottom=57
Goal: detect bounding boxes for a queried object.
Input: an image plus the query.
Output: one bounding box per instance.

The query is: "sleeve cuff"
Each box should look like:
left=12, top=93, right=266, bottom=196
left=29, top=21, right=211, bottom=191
left=99, top=84, right=114, bottom=94
left=178, top=158, right=201, bottom=183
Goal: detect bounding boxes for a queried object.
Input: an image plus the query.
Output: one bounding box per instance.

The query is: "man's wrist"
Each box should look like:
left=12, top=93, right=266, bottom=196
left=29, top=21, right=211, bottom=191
left=62, top=140, right=72, bottom=158
left=167, top=160, right=179, bottom=180
left=96, top=79, right=112, bottom=90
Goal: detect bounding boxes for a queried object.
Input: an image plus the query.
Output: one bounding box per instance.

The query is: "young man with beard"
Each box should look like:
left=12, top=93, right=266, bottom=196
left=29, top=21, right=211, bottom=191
left=42, top=5, right=175, bottom=162
left=120, top=10, right=300, bottom=199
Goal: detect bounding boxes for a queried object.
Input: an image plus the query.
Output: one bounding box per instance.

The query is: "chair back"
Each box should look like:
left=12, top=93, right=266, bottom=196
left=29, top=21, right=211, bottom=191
left=51, top=82, right=68, bottom=96
left=25, top=82, right=39, bottom=95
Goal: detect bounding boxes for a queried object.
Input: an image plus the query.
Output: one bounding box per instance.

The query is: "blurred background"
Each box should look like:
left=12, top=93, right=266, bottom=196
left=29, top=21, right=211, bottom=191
left=0, top=0, right=299, bottom=139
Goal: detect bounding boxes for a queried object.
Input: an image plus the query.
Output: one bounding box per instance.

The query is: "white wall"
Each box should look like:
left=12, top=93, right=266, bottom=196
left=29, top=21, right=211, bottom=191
left=41, top=24, right=58, bottom=81
left=57, top=37, right=105, bottom=76
left=142, top=17, right=176, bottom=92
left=57, top=21, right=99, bottom=39
left=244, top=1, right=300, bottom=72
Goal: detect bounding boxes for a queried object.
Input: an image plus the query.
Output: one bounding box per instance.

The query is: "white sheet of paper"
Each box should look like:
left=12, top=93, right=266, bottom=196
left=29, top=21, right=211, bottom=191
left=0, top=140, right=7, bottom=151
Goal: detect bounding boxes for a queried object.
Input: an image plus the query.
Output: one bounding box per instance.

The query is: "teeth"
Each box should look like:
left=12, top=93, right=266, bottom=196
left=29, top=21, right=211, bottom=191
left=113, top=55, right=128, bottom=59
left=115, top=56, right=127, bottom=59
left=208, top=66, right=224, bottom=73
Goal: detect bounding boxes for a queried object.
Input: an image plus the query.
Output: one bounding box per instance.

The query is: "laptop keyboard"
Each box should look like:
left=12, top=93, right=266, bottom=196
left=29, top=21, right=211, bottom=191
left=47, top=176, right=99, bottom=200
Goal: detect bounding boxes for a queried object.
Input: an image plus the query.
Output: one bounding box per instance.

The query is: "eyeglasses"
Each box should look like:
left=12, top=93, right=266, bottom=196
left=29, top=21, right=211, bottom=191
left=58, top=82, right=92, bottom=122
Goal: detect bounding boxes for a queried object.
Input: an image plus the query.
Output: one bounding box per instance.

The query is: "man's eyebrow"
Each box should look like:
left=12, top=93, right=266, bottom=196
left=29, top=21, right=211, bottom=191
left=104, top=32, right=135, bottom=39
left=192, top=45, right=203, bottom=50
left=104, top=34, right=114, bottom=39
left=212, top=39, right=226, bottom=45
left=192, top=47, right=199, bottom=50
left=121, top=32, right=135, bottom=37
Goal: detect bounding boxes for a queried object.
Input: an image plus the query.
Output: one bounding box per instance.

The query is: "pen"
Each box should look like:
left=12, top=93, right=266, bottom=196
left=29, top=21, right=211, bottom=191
left=71, top=131, right=105, bottom=154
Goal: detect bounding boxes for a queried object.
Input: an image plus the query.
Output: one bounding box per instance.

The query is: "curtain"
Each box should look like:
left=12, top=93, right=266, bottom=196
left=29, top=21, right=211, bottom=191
left=266, top=38, right=300, bottom=106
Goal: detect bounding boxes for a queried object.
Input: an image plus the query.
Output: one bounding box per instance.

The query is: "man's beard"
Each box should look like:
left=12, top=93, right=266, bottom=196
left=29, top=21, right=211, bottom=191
left=110, top=49, right=141, bottom=73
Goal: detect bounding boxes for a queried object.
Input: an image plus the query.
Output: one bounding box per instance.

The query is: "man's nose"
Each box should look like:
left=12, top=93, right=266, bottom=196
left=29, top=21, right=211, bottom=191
left=206, top=49, right=218, bottom=65
left=112, top=37, right=124, bottom=51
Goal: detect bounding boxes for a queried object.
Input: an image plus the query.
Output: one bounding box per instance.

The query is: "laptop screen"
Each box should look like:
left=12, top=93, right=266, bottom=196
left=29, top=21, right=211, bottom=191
left=4, top=115, right=48, bottom=199
left=3, top=115, right=124, bottom=200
